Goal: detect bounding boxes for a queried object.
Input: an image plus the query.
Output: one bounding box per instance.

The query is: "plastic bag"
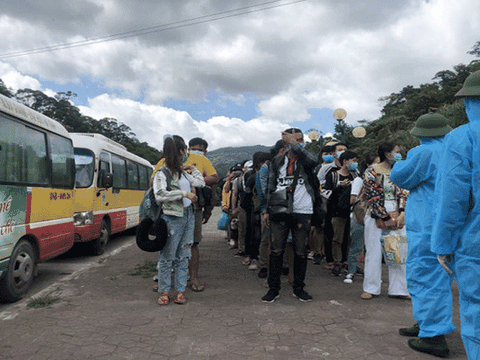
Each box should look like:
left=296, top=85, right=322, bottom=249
left=380, top=230, right=408, bottom=265
left=217, top=212, right=229, bottom=231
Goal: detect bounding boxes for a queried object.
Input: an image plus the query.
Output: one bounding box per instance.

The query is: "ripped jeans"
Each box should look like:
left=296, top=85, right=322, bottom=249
left=157, top=206, right=195, bottom=293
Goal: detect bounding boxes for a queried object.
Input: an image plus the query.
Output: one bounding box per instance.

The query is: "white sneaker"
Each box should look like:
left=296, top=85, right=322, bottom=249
left=344, top=273, right=354, bottom=284
left=242, top=256, right=251, bottom=266
left=229, top=239, right=235, bottom=247
left=307, top=251, right=315, bottom=260
left=248, top=259, right=259, bottom=271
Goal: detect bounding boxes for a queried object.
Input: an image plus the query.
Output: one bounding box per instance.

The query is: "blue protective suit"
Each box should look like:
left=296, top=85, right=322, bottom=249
left=431, top=98, right=480, bottom=359
left=390, top=137, right=454, bottom=338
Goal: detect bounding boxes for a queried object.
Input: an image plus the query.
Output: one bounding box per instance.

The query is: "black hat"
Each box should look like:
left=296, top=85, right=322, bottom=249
left=136, top=216, right=168, bottom=252
left=230, top=163, right=243, bottom=172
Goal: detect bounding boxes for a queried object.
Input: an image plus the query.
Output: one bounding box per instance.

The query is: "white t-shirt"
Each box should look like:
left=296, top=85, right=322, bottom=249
left=350, top=177, right=363, bottom=219
left=179, top=174, right=192, bottom=207
left=274, top=158, right=313, bottom=214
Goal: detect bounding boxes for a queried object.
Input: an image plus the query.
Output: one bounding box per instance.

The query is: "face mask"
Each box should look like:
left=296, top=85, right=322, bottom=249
left=190, top=150, right=204, bottom=155
left=298, top=143, right=305, bottom=148
left=336, top=150, right=345, bottom=158
left=392, top=153, right=402, bottom=163
left=323, top=155, right=334, bottom=163
left=465, top=98, right=480, bottom=121
left=348, top=162, right=358, bottom=171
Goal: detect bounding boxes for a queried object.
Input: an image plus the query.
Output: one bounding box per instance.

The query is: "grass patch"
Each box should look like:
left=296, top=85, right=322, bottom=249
left=128, top=260, right=157, bottom=279
left=27, top=295, right=60, bottom=308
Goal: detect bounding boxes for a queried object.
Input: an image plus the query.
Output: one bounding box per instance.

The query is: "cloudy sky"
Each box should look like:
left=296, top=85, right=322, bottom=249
left=1, top=0, right=479, bottom=150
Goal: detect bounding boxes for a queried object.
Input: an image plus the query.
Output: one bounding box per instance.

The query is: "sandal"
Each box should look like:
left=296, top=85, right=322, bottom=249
left=189, top=279, right=205, bottom=292
left=157, top=293, right=169, bottom=306
left=360, top=292, right=374, bottom=300
left=173, top=292, right=187, bottom=305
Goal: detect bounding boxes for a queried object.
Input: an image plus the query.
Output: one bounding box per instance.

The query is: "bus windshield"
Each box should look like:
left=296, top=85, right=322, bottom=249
left=74, top=148, right=95, bottom=188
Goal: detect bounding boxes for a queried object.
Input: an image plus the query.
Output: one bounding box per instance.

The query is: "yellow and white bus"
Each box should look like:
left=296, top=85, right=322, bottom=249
left=0, top=94, right=76, bottom=302
left=71, top=133, right=153, bottom=255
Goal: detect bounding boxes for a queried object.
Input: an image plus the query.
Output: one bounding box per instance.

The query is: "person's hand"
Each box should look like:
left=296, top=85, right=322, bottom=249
left=185, top=192, right=197, bottom=202
left=395, top=212, right=405, bottom=229
left=182, top=165, right=195, bottom=172
left=202, top=209, right=212, bottom=224
left=262, top=213, right=270, bottom=228
left=437, top=255, right=453, bottom=275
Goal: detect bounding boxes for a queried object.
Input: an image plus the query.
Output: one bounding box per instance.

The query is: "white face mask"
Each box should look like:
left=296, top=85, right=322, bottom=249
left=190, top=150, right=204, bottom=156
left=336, top=150, right=345, bottom=158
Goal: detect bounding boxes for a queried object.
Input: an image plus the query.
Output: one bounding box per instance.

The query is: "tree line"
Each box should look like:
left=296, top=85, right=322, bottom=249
left=0, top=84, right=162, bottom=165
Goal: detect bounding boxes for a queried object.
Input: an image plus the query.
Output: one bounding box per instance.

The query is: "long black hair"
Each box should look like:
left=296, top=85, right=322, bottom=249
left=163, top=135, right=186, bottom=177
left=378, top=143, right=397, bottom=163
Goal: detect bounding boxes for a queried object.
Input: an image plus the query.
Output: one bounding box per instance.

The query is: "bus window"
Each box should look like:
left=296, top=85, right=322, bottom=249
left=111, top=154, right=127, bottom=189
left=0, top=117, right=48, bottom=185
left=126, top=160, right=139, bottom=189
left=50, top=133, right=75, bottom=189
left=74, top=148, right=95, bottom=188
left=97, top=151, right=110, bottom=188
left=139, top=165, right=149, bottom=190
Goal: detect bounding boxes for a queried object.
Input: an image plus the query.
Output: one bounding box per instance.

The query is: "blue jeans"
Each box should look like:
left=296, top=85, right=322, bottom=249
left=157, top=206, right=195, bottom=293
left=347, top=219, right=364, bottom=275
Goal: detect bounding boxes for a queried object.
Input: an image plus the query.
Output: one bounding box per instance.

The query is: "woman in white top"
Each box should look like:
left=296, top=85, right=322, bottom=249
left=153, top=135, right=205, bottom=305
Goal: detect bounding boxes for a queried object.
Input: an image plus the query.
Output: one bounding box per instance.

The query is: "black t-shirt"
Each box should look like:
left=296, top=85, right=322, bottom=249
left=325, top=170, right=354, bottom=218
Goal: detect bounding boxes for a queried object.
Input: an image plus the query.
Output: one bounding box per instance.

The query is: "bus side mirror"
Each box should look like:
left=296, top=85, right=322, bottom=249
left=102, top=173, right=113, bottom=189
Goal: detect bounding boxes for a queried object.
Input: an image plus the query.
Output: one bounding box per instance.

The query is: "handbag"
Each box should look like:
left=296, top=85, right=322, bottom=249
left=217, top=212, right=229, bottom=231
left=268, top=188, right=289, bottom=215
left=380, top=229, right=408, bottom=265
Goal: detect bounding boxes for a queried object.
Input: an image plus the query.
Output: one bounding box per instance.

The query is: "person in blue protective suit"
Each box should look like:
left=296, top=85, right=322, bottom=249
left=430, top=69, right=480, bottom=360
left=390, top=113, right=453, bottom=358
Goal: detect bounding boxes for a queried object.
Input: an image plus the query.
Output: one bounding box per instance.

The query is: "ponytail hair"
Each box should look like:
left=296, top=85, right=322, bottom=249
left=163, top=135, right=186, bottom=176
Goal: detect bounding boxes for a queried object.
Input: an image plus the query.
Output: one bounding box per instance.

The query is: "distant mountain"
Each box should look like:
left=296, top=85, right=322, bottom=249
left=207, top=145, right=272, bottom=178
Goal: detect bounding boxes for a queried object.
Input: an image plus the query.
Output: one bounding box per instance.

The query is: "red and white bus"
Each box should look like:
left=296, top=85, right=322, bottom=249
left=0, top=94, right=75, bottom=302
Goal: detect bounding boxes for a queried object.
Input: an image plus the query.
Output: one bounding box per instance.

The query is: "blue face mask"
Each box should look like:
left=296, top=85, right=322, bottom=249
left=323, top=155, right=334, bottom=163
left=298, top=143, right=305, bottom=148
left=189, top=150, right=204, bottom=155
left=392, top=153, right=402, bottom=163
left=348, top=162, right=358, bottom=171
left=465, top=98, right=480, bottom=122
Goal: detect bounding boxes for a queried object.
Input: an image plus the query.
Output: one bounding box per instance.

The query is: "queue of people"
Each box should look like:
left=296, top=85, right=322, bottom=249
left=148, top=70, right=480, bottom=359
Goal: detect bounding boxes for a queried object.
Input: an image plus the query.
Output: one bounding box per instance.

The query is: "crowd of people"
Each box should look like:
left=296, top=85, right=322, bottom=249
left=148, top=70, right=480, bottom=359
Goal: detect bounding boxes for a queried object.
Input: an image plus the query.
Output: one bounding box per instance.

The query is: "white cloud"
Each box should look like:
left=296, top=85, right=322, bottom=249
left=0, top=0, right=479, bottom=145
left=79, top=94, right=286, bottom=150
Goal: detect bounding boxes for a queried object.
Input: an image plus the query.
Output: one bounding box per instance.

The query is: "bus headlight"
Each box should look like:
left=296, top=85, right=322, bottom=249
left=73, top=211, right=94, bottom=225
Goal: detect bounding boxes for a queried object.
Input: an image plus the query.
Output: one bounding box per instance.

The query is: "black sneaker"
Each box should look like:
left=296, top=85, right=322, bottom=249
left=293, top=289, right=313, bottom=302
left=399, top=323, right=420, bottom=337
left=258, top=267, right=268, bottom=278
left=262, top=289, right=280, bottom=303
left=408, top=335, right=449, bottom=358
left=331, top=265, right=342, bottom=276
left=313, top=253, right=324, bottom=265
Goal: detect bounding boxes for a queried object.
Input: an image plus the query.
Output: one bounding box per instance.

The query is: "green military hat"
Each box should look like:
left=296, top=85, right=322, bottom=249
left=410, top=113, right=452, bottom=138
left=455, top=70, right=480, bottom=97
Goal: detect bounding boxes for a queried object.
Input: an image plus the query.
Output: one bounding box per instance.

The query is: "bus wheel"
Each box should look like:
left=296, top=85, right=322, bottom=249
left=91, top=219, right=109, bottom=256
left=0, top=240, right=36, bottom=303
